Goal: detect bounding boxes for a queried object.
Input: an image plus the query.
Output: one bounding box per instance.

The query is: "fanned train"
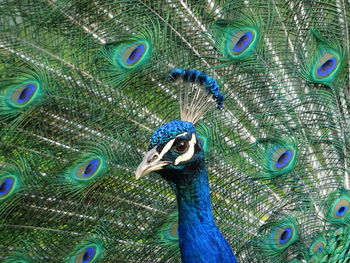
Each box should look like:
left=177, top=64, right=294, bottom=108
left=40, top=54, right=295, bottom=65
left=0, top=0, right=350, bottom=262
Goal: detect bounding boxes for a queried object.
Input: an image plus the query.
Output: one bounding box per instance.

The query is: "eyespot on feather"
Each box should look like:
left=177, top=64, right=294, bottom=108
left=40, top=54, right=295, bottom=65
left=67, top=242, right=104, bottom=263
left=74, top=246, right=97, bottom=263
left=272, top=225, right=296, bottom=248
left=211, top=15, right=261, bottom=61
left=272, top=148, right=294, bottom=170
left=0, top=175, right=18, bottom=200
left=7, top=82, right=40, bottom=109
left=310, top=240, right=326, bottom=254
left=313, top=52, right=340, bottom=80
left=75, top=157, right=104, bottom=181
left=157, top=211, right=179, bottom=245
left=122, top=43, right=147, bottom=67
left=228, top=29, right=256, bottom=57
left=325, top=191, right=350, bottom=225
left=332, top=198, right=350, bottom=219
left=116, top=41, right=151, bottom=69
left=267, top=145, right=296, bottom=176
left=256, top=216, right=299, bottom=259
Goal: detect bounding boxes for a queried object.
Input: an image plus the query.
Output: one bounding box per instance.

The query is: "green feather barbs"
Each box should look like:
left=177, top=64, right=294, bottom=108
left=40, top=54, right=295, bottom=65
left=254, top=216, right=299, bottom=262
left=211, top=14, right=261, bottom=61
left=309, top=237, right=326, bottom=255
left=113, top=40, right=151, bottom=70
left=299, top=30, right=345, bottom=86
left=0, top=68, right=46, bottom=119
left=67, top=241, right=104, bottom=263
left=66, top=155, right=107, bottom=184
left=251, top=139, right=298, bottom=179
left=324, top=190, right=350, bottom=226
left=2, top=251, right=31, bottom=263
left=0, top=174, right=19, bottom=201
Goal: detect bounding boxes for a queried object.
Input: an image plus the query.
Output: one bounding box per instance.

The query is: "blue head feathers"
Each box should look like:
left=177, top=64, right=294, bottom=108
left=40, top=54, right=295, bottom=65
left=149, top=120, right=195, bottom=150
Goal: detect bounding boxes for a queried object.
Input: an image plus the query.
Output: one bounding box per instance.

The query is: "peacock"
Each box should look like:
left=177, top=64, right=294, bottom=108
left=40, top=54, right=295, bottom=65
left=0, top=0, right=350, bottom=262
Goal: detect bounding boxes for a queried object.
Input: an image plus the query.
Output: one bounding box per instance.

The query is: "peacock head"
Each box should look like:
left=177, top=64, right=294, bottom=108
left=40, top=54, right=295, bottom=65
left=135, top=120, right=204, bottom=182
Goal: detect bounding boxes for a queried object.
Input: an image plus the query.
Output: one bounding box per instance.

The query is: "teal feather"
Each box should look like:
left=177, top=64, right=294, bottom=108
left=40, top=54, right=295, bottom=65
left=211, top=12, right=262, bottom=61
left=66, top=237, right=105, bottom=263
left=0, top=67, right=47, bottom=121
left=251, top=215, right=299, bottom=262
left=0, top=0, right=350, bottom=262
left=309, top=236, right=326, bottom=257
left=249, top=138, right=299, bottom=179
left=156, top=210, right=180, bottom=260
left=298, top=29, right=346, bottom=87
left=2, top=251, right=31, bottom=263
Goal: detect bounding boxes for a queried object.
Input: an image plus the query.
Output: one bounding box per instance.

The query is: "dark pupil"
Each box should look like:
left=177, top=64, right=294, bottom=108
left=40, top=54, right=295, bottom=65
left=236, top=35, right=249, bottom=49
left=277, top=153, right=288, bottom=164
left=129, top=47, right=140, bottom=61
left=321, top=59, right=334, bottom=73
left=338, top=206, right=345, bottom=214
left=280, top=230, right=288, bottom=241
left=83, top=251, right=90, bottom=261
left=176, top=141, right=187, bottom=152
left=85, top=164, right=93, bottom=175
left=0, top=181, right=7, bottom=192
left=19, top=88, right=29, bottom=100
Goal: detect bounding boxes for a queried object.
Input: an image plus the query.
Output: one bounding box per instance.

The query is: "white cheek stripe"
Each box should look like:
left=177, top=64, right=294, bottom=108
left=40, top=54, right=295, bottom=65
left=158, top=138, right=176, bottom=160
left=157, top=132, right=188, bottom=160
left=174, top=134, right=196, bottom=165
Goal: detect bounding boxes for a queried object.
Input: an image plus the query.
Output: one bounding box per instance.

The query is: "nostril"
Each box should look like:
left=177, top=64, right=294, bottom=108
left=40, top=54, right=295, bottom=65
left=148, top=154, right=158, bottom=163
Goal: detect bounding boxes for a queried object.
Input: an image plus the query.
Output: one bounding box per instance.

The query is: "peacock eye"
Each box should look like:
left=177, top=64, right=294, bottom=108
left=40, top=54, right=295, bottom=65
left=172, top=140, right=189, bottom=154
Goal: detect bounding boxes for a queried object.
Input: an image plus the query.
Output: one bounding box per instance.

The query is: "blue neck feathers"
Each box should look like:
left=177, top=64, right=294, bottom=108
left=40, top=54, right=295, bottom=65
left=174, top=162, right=237, bottom=263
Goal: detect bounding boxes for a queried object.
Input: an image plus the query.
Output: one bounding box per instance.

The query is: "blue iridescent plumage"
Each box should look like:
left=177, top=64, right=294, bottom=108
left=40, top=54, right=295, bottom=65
left=175, top=162, right=237, bottom=263
left=140, top=120, right=237, bottom=262
left=81, top=247, right=96, bottom=263
left=149, top=120, right=195, bottom=149
left=0, top=178, right=14, bottom=198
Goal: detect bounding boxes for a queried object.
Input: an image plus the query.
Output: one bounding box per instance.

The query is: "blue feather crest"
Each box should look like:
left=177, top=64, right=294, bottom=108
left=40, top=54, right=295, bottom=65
left=168, top=69, right=224, bottom=124
left=169, top=69, right=224, bottom=110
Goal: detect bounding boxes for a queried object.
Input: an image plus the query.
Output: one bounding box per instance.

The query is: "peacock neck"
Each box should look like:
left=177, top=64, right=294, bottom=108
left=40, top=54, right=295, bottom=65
left=172, top=161, right=237, bottom=263
left=176, top=162, right=214, bottom=225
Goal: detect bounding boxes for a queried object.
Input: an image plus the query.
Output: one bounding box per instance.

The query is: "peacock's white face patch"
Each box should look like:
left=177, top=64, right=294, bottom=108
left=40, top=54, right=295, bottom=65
left=173, top=134, right=196, bottom=165
left=135, top=132, right=198, bottom=179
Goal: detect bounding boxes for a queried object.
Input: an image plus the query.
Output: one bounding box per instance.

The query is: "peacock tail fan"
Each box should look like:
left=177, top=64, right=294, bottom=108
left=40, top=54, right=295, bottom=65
left=0, top=0, right=350, bottom=262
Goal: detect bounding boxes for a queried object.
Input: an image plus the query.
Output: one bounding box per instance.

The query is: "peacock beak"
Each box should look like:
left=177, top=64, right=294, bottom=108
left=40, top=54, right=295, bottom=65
left=135, top=147, right=171, bottom=179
